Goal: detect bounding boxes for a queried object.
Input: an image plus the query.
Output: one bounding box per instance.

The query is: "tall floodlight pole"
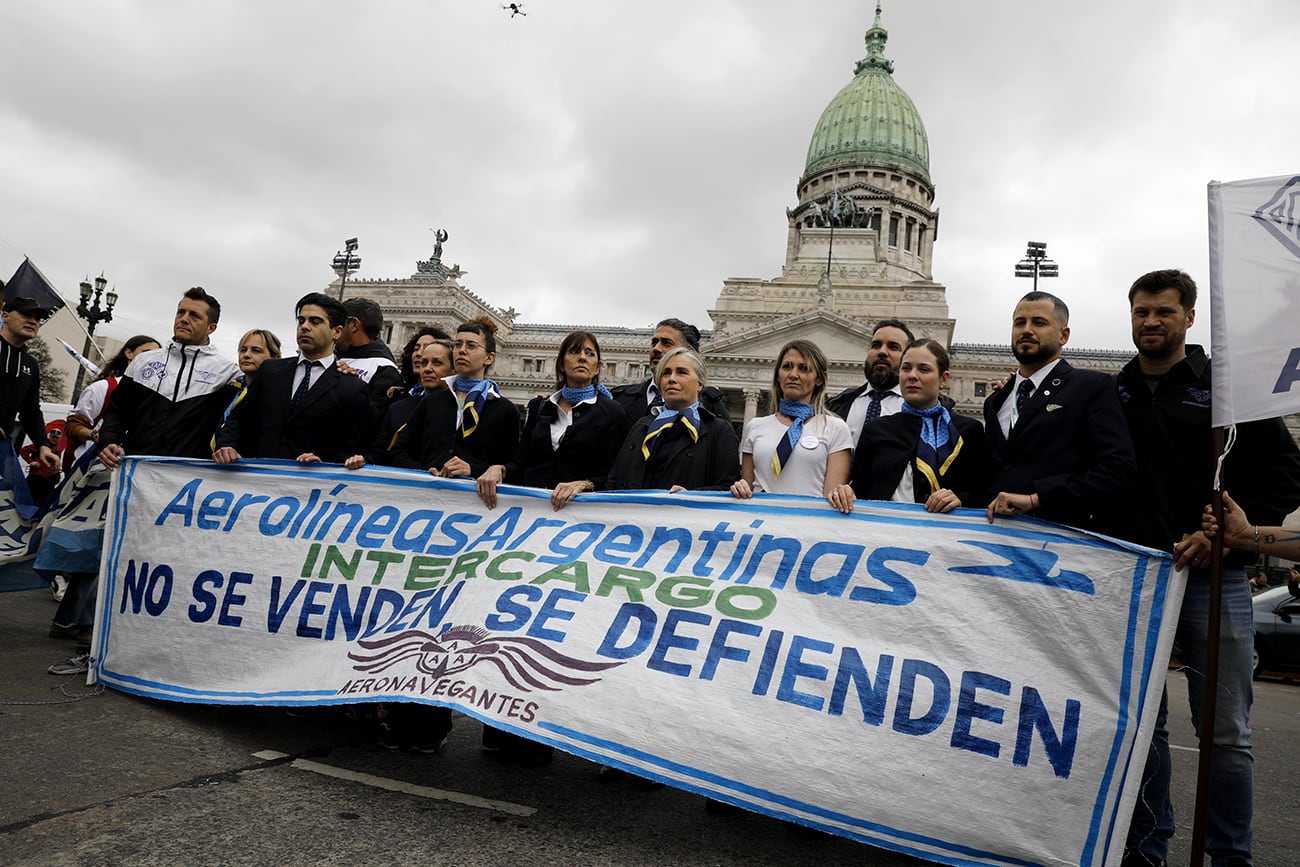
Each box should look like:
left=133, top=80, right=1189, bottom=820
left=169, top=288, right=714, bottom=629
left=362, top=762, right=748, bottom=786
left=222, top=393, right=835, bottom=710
left=1013, top=241, right=1059, bottom=292
left=71, top=273, right=118, bottom=405
left=333, top=237, right=361, bottom=301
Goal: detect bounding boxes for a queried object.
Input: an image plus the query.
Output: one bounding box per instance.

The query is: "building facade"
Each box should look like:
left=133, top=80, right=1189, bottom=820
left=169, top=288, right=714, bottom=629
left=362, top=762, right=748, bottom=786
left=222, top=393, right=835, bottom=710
left=324, top=9, right=1299, bottom=444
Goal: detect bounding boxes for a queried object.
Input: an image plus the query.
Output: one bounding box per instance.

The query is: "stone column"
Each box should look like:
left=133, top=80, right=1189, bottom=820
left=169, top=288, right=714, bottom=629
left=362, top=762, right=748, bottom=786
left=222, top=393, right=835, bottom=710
left=743, top=389, right=760, bottom=428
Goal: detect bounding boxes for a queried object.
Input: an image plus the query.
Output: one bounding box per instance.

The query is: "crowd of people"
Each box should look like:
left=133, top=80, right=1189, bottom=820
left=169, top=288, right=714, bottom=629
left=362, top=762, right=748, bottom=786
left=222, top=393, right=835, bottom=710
left=3, top=264, right=1299, bottom=866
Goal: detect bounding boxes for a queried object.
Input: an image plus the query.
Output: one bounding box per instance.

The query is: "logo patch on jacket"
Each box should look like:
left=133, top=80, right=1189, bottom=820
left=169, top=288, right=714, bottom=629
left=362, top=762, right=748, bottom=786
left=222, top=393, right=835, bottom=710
left=140, top=361, right=167, bottom=382
left=1183, top=387, right=1211, bottom=408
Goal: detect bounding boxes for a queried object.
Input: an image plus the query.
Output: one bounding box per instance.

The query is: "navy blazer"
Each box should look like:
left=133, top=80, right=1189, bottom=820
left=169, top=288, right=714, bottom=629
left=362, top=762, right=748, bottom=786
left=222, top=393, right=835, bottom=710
left=507, top=395, right=630, bottom=490
left=390, top=387, right=520, bottom=477
left=606, top=406, right=740, bottom=491
left=215, top=357, right=372, bottom=463
left=983, top=359, right=1135, bottom=531
left=851, top=410, right=992, bottom=508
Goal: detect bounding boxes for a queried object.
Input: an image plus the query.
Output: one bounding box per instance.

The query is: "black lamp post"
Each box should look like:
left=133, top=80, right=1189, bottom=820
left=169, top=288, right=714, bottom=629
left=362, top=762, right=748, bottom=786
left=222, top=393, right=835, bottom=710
left=1013, top=241, right=1059, bottom=292
left=333, top=237, right=361, bottom=301
left=70, top=273, right=118, bottom=405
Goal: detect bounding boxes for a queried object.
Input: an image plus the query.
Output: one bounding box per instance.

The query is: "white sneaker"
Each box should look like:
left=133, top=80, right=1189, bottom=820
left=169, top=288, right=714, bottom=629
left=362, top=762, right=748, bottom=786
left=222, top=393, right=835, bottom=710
left=50, top=575, right=68, bottom=603
left=48, top=652, right=91, bottom=676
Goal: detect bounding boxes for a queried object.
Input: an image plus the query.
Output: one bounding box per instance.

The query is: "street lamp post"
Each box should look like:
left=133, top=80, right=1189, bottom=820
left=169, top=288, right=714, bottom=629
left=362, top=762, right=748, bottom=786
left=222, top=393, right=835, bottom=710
left=70, top=273, right=118, bottom=405
left=1013, top=241, right=1060, bottom=292
left=332, top=237, right=361, bottom=301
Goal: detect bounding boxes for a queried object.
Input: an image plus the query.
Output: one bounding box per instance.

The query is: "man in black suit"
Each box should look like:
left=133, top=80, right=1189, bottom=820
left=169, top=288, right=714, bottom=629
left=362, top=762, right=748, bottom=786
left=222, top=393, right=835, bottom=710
left=983, top=291, right=1135, bottom=531
left=214, top=293, right=371, bottom=465
left=336, top=297, right=403, bottom=425
left=827, top=318, right=914, bottom=445
left=608, top=317, right=730, bottom=421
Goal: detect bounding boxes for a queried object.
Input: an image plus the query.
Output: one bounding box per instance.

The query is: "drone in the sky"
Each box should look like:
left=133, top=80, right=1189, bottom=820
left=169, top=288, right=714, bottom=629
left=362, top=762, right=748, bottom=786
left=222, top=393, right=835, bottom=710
left=503, top=3, right=526, bottom=17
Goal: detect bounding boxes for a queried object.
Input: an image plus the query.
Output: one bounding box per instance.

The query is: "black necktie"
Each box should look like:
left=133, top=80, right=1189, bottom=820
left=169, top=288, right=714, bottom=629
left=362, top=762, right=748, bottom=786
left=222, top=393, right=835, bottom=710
left=292, top=360, right=318, bottom=406
left=648, top=384, right=664, bottom=417
left=1015, top=379, right=1035, bottom=416
left=864, top=390, right=887, bottom=423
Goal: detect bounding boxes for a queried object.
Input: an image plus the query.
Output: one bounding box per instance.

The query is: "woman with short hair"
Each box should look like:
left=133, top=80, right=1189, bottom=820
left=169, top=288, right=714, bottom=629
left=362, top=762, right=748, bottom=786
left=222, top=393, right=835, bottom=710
left=845, top=338, right=991, bottom=512
left=731, top=339, right=853, bottom=511
left=606, top=347, right=739, bottom=492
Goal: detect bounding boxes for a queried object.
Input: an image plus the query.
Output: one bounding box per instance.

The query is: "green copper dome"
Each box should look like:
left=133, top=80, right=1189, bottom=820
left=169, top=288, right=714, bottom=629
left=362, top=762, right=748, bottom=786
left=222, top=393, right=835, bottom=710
left=804, top=7, right=929, bottom=183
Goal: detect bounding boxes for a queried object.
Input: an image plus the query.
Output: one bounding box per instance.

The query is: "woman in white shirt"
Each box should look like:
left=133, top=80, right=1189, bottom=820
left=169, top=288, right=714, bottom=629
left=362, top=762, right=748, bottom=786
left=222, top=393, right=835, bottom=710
left=731, top=339, right=854, bottom=512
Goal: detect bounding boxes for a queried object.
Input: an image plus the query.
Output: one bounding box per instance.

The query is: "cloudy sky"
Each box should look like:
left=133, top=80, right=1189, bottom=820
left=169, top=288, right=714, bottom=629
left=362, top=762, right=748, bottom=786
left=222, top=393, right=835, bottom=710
left=2, top=0, right=1296, bottom=358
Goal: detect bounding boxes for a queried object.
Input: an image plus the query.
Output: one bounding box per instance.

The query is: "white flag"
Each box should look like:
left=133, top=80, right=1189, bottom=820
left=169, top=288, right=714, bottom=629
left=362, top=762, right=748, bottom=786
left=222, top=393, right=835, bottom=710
left=1208, top=175, right=1300, bottom=426
left=57, top=337, right=101, bottom=378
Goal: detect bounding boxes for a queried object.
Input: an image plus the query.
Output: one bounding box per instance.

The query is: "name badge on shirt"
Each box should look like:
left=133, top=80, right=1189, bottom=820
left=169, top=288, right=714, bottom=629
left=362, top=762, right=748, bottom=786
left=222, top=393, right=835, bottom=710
left=799, top=435, right=820, bottom=450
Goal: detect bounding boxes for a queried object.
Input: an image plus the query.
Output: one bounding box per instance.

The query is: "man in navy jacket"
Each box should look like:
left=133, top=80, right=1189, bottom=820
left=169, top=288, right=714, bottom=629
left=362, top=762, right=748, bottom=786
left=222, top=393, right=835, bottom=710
left=214, top=293, right=371, bottom=465
left=983, top=291, right=1135, bottom=532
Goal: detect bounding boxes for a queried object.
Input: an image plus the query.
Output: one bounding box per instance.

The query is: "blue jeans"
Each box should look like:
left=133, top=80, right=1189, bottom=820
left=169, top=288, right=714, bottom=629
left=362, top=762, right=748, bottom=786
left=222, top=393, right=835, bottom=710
left=1127, top=569, right=1254, bottom=866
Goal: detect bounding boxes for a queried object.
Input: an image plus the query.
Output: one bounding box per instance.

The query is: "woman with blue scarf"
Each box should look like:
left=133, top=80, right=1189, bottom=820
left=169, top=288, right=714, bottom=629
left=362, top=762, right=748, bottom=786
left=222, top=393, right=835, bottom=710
left=731, top=340, right=854, bottom=511
left=607, top=347, right=739, bottom=492
left=847, top=339, right=991, bottom=512
left=349, top=326, right=452, bottom=468
left=388, top=316, right=520, bottom=479
left=476, top=330, right=630, bottom=511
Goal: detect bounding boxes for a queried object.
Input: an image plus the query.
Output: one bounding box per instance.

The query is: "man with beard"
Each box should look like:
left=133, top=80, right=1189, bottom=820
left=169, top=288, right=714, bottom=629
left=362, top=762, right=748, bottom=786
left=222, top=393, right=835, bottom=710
left=827, top=318, right=913, bottom=445
left=983, top=291, right=1134, bottom=531
left=609, top=317, right=729, bottom=421
left=1117, top=269, right=1300, bottom=867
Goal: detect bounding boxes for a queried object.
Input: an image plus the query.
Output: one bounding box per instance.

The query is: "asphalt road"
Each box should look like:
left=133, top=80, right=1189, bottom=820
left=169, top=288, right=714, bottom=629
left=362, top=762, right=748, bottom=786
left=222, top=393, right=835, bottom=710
left=2, top=587, right=1297, bottom=866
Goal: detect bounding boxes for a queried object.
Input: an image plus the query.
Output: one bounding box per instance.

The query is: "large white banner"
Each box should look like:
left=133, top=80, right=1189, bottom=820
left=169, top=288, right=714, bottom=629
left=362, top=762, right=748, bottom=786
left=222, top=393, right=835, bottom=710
left=1208, top=174, right=1300, bottom=426
left=93, top=458, right=1182, bottom=867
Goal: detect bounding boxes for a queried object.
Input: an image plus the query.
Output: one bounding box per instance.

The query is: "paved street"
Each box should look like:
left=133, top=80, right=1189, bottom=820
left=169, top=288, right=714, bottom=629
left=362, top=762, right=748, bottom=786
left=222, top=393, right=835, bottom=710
left=3, top=586, right=1297, bottom=866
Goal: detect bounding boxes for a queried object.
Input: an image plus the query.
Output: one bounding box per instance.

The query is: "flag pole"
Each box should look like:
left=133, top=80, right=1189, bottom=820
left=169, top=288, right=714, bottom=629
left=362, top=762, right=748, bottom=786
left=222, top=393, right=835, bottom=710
left=1188, top=426, right=1226, bottom=866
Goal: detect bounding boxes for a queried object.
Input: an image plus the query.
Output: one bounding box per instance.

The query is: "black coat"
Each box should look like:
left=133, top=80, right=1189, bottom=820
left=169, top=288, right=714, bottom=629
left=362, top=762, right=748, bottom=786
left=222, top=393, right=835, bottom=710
left=983, top=359, right=1136, bottom=531
left=608, top=377, right=731, bottom=423
left=850, top=410, right=992, bottom=508
left=390, top=387, right=520, bottom=477
left=507, top=395, right=630, bottom=490
left=366, top=390, right=424, bottom=465
left=215, top=357, right=373, bottom=463
left=606, top=407, right=740, bottom=491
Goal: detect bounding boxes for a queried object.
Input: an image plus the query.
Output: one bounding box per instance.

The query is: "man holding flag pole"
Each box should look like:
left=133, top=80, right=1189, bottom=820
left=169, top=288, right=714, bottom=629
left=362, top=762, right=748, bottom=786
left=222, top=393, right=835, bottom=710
left=1117, top=174, right=1300, bottom=867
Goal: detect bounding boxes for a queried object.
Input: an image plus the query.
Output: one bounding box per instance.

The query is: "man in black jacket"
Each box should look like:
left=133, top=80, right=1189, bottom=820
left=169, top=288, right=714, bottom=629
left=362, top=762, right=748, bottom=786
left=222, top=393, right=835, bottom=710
left=100, top=287, right=239, bottom=468
left=214, top=293, right=371, bottom=464
left=336, top=297, right=402, bottom=425
left=983, top=291, right=1135, bottom=531
left=608, top=318, right=729, bottom=422
left=827, top=318, right=914, bottom=445
left=0, top=296, right=58, bottom=471
left=1117, top=269, right=1300, bottom=867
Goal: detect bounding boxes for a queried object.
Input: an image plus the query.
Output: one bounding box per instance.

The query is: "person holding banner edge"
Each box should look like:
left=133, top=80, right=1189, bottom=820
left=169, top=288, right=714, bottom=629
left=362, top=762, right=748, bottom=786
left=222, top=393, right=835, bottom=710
left=99, top=287, right=239, bottom=470
left=982, top=291, right=1135, bottom=533
left=475, top=330, right=629, bottom=512
left=48, top=334, right=161, bottom=645
left=606, top=346, right=740, bottom=492
left=846, top=338, right=991, bottom=513
left=1115, top=269, right=1300, bottom=867
left=730, top=339, right=853, bottom=510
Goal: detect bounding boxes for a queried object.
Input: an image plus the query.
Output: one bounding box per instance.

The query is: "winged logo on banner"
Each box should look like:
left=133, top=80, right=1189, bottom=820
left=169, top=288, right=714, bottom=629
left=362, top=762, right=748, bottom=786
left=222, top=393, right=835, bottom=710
left=347, top=624, right=623, bottom=692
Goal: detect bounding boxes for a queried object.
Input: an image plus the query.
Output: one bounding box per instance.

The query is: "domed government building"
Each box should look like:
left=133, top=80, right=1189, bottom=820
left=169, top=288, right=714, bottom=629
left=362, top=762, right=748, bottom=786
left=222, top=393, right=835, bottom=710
left=326, top=8, right=1146, bottom=428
